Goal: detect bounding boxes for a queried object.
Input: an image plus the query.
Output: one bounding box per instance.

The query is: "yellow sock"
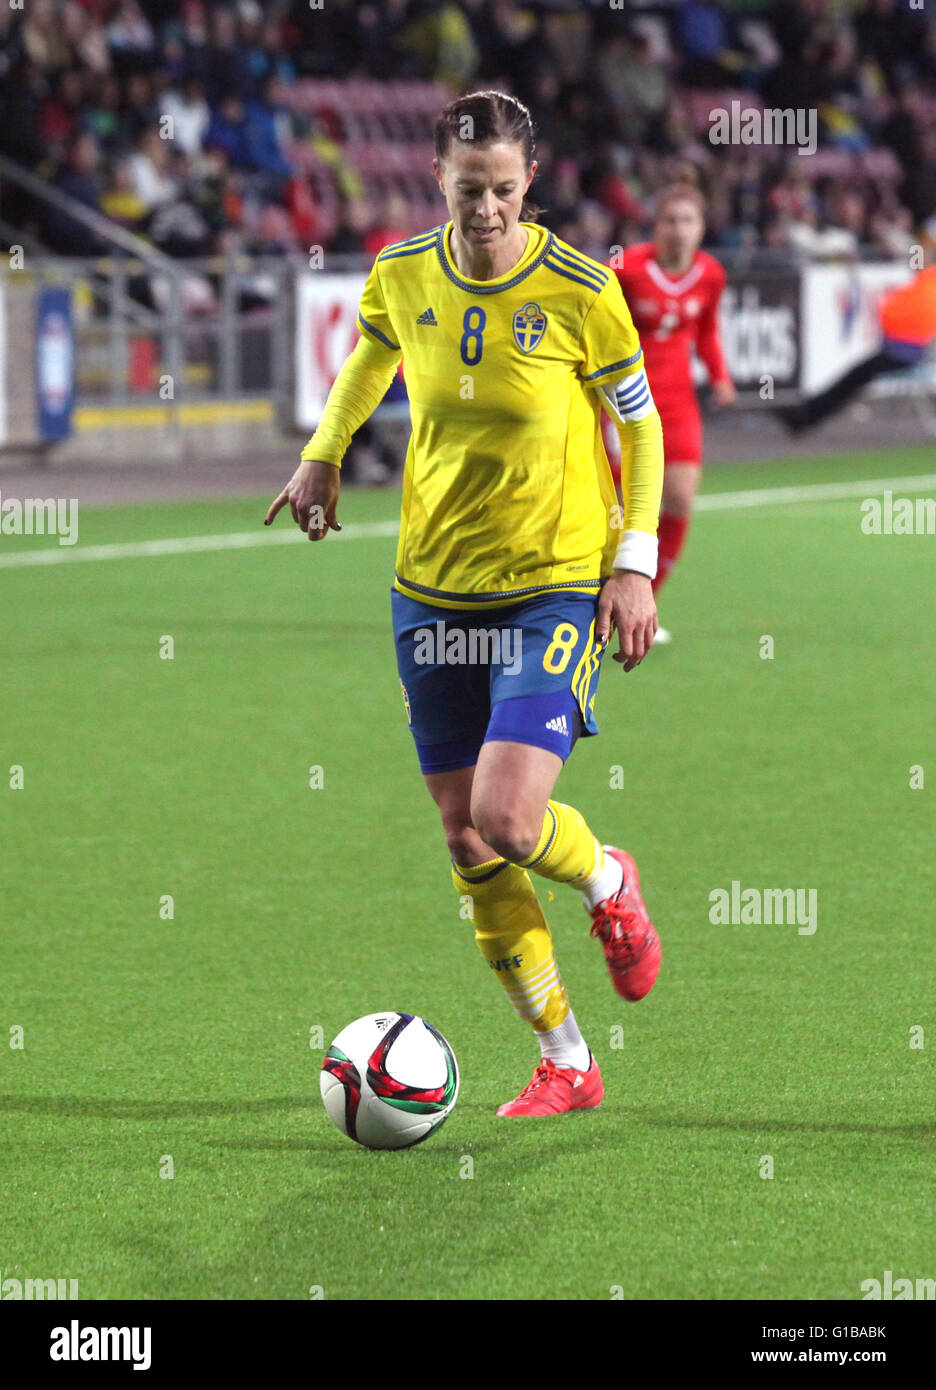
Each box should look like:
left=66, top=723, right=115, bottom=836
left=452, top=857, right=570, bottom=1034
left=517, top=800, right=603, bottom=886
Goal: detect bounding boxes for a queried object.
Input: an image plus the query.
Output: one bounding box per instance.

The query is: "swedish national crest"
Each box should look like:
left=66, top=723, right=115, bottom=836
left=513, top=301, right=547, bottom=354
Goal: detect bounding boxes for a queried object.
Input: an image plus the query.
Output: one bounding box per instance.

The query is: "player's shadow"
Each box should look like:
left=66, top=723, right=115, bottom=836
left=204, top=1101, right=605, bottom=1156
left=200, top=1138, right=449, bottom=1156
left=0, top=1096, right=310, bottom=1120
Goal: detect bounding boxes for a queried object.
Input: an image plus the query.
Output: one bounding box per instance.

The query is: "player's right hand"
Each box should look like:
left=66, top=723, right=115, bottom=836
left=265, top=458, right=341, bottom=541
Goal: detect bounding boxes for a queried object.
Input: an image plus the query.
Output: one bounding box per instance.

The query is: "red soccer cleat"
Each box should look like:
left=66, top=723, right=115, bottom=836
left=589, top=847, right=661, bottom=1001
left=496, top=1053, right=603, bottom=1117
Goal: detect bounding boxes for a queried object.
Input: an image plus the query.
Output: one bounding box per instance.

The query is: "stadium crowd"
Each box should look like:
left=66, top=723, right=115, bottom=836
left=1, top=0, right=935, bottom=265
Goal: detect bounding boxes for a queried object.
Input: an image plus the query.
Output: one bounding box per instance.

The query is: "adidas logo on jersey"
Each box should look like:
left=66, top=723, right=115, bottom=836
left=545, top=714, right=569, bottom=735
left=416, top=307, right=438, bottom=325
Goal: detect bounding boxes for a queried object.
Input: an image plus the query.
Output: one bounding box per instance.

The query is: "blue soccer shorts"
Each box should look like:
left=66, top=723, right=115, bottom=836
left=391, top=586, right=607, bottom=775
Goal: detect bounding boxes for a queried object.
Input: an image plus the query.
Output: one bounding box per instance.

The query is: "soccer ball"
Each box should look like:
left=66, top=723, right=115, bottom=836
left=320, top=1012, right=459, bottom=1150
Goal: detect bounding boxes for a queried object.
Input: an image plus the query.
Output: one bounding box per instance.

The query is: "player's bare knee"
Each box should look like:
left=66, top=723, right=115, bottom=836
left=470, top=805, right=538, bottom=864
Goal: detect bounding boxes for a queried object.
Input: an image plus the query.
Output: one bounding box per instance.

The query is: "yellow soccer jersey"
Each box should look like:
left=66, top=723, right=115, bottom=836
left=309, top=220, right=657, bottom=609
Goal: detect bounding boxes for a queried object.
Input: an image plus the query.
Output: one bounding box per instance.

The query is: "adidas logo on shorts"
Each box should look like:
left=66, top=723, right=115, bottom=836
left=545, top=714, right=570, bottom=735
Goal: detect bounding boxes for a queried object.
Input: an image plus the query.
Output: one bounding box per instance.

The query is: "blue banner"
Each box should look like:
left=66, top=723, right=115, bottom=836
left=36, top=286, right=75, bottom=441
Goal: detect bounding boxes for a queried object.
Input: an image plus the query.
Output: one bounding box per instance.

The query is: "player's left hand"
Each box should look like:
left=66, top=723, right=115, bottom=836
left=712, top=379, right=737, bottom=407
left=597, top=571, right=657, bottom=672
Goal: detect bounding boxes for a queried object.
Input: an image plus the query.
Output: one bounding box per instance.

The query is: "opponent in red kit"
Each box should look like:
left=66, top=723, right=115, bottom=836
left=603, top=185, right=735, bottom=640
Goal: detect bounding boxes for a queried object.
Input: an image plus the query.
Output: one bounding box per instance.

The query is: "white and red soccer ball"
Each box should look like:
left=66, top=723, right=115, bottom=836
left=320, top=1012, right=459, bottom=1150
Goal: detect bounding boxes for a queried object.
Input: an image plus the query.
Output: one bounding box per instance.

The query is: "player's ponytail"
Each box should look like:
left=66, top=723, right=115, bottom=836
left=434, top=90, right=543, bottom=222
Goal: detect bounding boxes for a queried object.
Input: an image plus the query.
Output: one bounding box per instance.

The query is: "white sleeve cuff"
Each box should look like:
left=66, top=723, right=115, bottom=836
left=613, top=529, right=658, bottom=580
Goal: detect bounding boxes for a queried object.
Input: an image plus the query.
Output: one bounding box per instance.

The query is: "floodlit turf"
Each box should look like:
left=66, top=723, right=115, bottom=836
left=2, top=446, right=934, bottom=1300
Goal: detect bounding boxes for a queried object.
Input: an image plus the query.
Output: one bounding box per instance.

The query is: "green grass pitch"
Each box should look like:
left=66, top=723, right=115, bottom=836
left=2, top=445, right=934, bottom=1300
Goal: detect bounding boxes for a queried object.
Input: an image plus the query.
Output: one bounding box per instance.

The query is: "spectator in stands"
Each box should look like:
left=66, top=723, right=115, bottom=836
left=20, top=0, right=73, bottom=73
left=781, top=204, right=859, bottom=261
left=61, top=0, right=111, bottom=78
left=242, top=75, right=294, bottom=184
left=883, top=84, right=936, bottom=226
left=178, top=2, right=213, bottom=91
left=397, top=0, right=480, bottom=90
left=148, top=178, right=217, bottom=258
left=99, top=156, right=148, bottom=232
left=237, top=0, right=296, bottom=90
left=40, top=68, right=88, bottom=158
left=294, top=0, right=378, bottom=79
left=1, top=0, right=933, bottom=270
left=127, top=127, right=179, bottom=212
left=160, top=77, right=211, bottom=158
left=761, top=24, right=829, bottom=115
left=120, top=71, right=161, bottom=143
left=45, top=131, right=103, bottom=256
left=855, top=0, right=932, bottom=91
left=205, top=96, right=251, bottom=169
left=550, top=81, right=607, bottom=163
left=701, top=185, right=743, bottom=250
left=0, top=59, right=47, bottom=168
left=246, top=202, right=299, bottom=255
left=596, top=33, right=670, bottom=150
left=472, top=0, right=537, bottom=89
left=519, top=67, right=562, bottom=152
left=189, top=148, right=246, bottom=247
left=652, top=93, right=708, bottom=162
left=766, top=164, right=818, bottom=222
left=87, top=75, right=125, bottom=157
left=767, top=0, right=833, bottom=69
left=574, top=198, right=616, bottom=263
left=675, top=0, right=757, bottom=89
left=106, top=0, right=156, bottom=77
left=363, top=193, right=411, bottom=259
left=284, top=173, right=323, bottom=246
left=592, top=153, right=649, bottom=233
left=208, top=3, right=257, bottom=99
left=328, top=197, right=372, bottom=257
left=538, top=8, right=592, bottom=87
left=817, top=27, right=873, bottom=151
left=868, top=205, right=916, bottom=261
left=828, top=186, right=867, bottom=246
left=544, top=157, right=584, bottom=232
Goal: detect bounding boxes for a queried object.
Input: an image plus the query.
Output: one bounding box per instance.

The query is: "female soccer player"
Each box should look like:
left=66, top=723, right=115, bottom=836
left=267, top=91, right=664, bottom=1118
left=604, top=185, right=736, bottom=639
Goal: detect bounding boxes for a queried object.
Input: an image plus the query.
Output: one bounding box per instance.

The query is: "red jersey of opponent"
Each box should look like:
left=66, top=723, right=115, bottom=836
left=604, top=243, right=731, bottom=466
left=612, top=242, right=731, bottom=396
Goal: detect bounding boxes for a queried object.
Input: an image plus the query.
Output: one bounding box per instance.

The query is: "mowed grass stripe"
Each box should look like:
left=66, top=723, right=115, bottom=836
left=1, top=473, right=935, bottom=569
